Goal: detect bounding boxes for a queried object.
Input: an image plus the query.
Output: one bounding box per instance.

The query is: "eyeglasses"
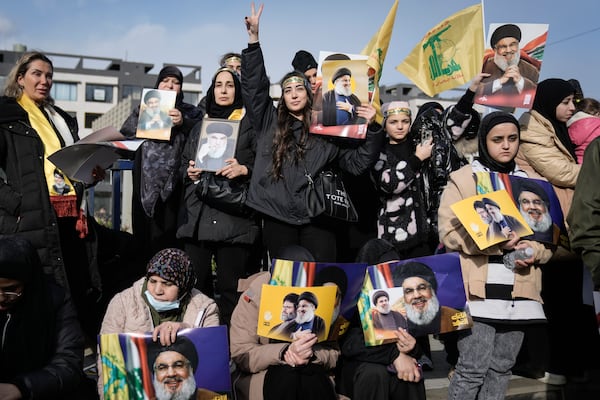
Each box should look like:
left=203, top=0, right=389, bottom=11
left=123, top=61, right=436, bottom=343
left=0, top=290, right=22, bottom=301
left=519, top=198, right=543, bottom=207
left=154, top=360, right=190, bottom=373
left=403, top=284, right=431, bottom=296
left=495, top=41, right=519, bottom=53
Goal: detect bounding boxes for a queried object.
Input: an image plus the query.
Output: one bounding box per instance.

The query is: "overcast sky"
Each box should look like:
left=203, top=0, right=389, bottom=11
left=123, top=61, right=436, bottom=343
left=1, top=0, right=599, bottom=99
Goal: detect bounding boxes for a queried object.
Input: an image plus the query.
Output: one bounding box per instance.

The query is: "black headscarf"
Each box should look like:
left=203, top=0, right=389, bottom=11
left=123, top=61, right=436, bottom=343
left=476, top=111, right=520, bottom=173
left=415, top=101, right=444, bottom=121
left=155, top=65, right=184, bottom=105
left=0, top=236, right=55, bottom=377
left=532, top=78, right=577, bottom=160
left=205, top=67, right=243, bottom=119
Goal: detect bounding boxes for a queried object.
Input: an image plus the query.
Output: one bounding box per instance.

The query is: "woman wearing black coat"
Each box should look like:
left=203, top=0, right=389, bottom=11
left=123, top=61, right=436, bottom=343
left=242, top=5, right=384, bottom=262
left=178, top=67, right=259, bottom=325
left=0, top=51, right=102, bottom=341
left=120, top=66, right=203, bottom=265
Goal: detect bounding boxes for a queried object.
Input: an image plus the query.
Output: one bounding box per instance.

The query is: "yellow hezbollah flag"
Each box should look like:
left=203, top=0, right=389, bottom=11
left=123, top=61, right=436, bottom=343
left=396, top=3, right=483, bottom=97
left=361, top=0, right=398, bottom=124
left=100, top=333, right=131, bottom=400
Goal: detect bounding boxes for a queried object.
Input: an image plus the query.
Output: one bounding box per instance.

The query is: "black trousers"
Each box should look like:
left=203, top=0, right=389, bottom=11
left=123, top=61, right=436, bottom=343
left=353, top=362, right=426, bottom=400
left=263, top=364, right=337, bottom=400
left=184, top=240, right=251, bottom=326
left=262, top=216, right=337, bottom=262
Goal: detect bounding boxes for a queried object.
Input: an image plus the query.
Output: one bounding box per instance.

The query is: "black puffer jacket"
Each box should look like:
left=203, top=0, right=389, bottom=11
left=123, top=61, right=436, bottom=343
left=242, top=43, right=384, bottom=225
left=0, top=282, right=85, bottom=399
left=0, top=96, right=80, bottom=287
left=177, top=116, right=259, bottom=244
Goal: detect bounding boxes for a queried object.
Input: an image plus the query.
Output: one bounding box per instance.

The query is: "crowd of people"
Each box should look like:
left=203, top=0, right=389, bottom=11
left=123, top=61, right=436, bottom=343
left=1, top=2, right=600, bottom=400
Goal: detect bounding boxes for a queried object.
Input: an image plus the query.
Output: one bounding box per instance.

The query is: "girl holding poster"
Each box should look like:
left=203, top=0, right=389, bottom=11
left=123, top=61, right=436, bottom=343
left=438, top=112, right=552, bottom=399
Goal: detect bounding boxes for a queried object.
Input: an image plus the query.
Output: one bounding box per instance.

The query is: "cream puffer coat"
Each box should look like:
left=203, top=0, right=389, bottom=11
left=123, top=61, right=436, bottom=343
left=97, top=277, right=220, bottom=397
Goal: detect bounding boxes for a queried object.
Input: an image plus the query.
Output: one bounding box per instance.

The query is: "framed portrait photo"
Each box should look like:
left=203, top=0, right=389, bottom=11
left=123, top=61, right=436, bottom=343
left=195, top=118, right=240, bottom=172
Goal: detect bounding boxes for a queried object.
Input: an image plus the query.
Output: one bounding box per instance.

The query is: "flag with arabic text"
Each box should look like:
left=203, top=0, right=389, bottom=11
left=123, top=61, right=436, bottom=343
left=396, top=3, right=483, bottom=97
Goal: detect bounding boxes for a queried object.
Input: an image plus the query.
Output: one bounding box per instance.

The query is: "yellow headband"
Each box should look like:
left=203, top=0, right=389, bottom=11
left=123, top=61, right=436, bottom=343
left=282, top=76, right=306, bottom=88
left=385, top=107, right=412, bottom=117
left=224, top=56, right=241, bottom=65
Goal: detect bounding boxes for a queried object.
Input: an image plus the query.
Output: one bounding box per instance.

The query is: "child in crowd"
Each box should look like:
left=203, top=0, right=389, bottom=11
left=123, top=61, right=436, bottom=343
left=372, top=101, right=434, bottom=259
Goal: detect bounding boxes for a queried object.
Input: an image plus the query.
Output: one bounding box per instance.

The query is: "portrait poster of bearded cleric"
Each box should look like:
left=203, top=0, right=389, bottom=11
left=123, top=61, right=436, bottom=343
left=136, top=88, right=177, bottom=141
left=269, top=259, right=368, bottom=341
left=358, top=253, right=473, bottom=346
left=195, top=118, right=240, bottom=172
left=309, top=51, right=371, bottom=139
left=470, top=172, right=566, bottom=246
left=99, top=326, right=231, bottom=400
left=257, top=284, right=338, bottom=343
left=475, top=23, right=548, bottom=109
left=508, top=176, right=566, bottom=245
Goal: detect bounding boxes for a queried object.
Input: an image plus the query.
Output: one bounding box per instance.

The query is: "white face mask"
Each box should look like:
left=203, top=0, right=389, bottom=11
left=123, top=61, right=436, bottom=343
left=144, top=290, right=180, bottom=312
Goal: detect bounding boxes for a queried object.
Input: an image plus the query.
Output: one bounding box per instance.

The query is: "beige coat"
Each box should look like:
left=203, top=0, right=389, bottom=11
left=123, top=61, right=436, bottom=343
left=229, top=272, right=340, bottom=400
left=438, top=165, right=552, bottom=302
left=97, top=277, right=220, bottom=397
left=516, top=110, right=580, bottom=218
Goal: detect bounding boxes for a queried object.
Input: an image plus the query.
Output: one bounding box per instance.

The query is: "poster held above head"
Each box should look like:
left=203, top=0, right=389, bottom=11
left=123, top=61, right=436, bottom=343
left=309, top=51, right=370, bottom=139
left=474, top=23, right=548, bottom=109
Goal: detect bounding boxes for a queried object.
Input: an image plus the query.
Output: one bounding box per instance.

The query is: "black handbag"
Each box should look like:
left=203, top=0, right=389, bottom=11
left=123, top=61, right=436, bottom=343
left=197, top=172, right=251, bottom=216
left=305, top=169, right=358, bottom=222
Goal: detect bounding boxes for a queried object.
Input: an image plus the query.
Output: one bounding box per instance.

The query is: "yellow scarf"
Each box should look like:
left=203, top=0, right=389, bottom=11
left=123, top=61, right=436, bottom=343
left=228, top=107, right=245, bottom=121
left=17, top=93, right=78, bottom=217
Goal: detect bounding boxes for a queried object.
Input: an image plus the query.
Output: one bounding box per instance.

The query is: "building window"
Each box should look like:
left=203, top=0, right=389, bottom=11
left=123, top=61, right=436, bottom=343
left=51, top=82, right=77, bottom=101
left=85, top=84, right=114, bottom=103
left=183, top=91, right=200, bottom=106
left=122, top=85, right=142, bottom=100
left=84, top=113, right=102, bottom=128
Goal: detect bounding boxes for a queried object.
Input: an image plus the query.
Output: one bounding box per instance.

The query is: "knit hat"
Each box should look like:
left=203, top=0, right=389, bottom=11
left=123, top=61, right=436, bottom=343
left=298, top=291, right=319, bottom=308
left=146, top=248, right=196, bottom=297
left=292, top=50, right=318, bottom=73
left=391, top=262, right=438, bottom=292
left=490, top=24, right=521, bottom=48
left=372, top=290, right=389, bottom=306
left=147, top=335, right=199, bottom=373
left=206, top=121, right=233, bottom=137
left=332, top=67, right=352, bottom=83
left=314, top=266, right=348, bottom=299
